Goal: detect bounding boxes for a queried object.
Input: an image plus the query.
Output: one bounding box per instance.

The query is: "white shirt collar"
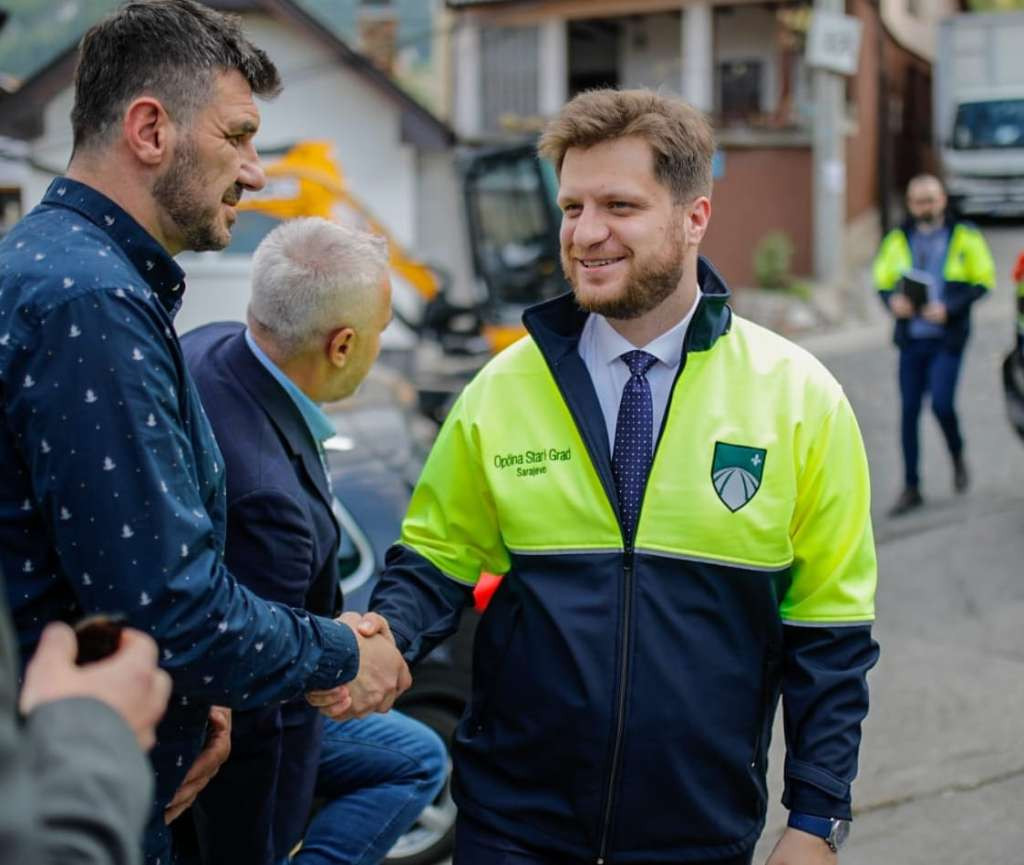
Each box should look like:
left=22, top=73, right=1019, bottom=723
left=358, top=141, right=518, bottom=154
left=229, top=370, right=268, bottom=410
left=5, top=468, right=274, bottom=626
left=587, top=290, right=702, bottom=370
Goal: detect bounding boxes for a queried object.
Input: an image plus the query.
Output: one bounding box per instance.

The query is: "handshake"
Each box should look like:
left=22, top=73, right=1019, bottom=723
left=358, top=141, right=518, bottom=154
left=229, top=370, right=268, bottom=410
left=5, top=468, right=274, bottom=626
left=305, top=612, right=411, bottom=720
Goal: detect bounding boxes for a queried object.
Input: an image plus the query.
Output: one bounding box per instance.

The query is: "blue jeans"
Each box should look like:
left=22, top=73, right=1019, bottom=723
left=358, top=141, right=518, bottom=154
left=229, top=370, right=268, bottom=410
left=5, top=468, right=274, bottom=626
left=898, top=337, right=964, bottom=487
left=290, top=712, right=447, bottom=865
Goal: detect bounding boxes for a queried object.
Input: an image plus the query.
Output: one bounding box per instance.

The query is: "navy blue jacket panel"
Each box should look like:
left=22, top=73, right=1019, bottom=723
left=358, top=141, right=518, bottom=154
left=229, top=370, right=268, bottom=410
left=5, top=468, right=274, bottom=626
left=182, top=322, right=342, bottom=864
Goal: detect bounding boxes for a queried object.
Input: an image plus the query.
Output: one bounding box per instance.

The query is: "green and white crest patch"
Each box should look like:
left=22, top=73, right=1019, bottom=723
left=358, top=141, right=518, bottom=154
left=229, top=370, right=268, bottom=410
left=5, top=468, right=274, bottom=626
left=711, top=441, right=766, bottom=512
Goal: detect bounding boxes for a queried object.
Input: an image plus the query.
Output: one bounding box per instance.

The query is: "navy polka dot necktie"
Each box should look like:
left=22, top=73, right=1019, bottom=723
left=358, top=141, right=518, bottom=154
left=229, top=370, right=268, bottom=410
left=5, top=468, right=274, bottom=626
left=613, top=350, right=658, bottom=547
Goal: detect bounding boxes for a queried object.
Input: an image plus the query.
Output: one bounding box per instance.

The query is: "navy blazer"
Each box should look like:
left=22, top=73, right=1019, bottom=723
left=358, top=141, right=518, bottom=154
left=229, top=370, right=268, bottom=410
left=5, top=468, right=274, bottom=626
left=181, top=322, right=342, bottom=865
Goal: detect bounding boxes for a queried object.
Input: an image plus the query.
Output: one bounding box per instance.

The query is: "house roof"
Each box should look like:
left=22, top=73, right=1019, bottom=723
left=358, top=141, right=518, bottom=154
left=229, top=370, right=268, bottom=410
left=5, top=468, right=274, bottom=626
left=445, top=0, right=690, bottom=18
left=446, top=0, right=532, bottom=7
left=0, top=0, right=453, bottom=150
left=446, top=1, right=527, bottom=6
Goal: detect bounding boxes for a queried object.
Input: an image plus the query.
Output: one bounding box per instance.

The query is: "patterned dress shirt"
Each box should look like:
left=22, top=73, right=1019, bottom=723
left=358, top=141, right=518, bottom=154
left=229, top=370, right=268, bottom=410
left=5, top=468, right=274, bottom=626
left=0, top=178, right=357, bottom=821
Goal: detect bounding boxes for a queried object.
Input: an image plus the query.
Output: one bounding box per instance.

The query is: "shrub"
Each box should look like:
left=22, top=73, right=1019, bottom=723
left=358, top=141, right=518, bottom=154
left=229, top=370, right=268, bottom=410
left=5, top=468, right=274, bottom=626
left=753, top=231, right=795, bottom=292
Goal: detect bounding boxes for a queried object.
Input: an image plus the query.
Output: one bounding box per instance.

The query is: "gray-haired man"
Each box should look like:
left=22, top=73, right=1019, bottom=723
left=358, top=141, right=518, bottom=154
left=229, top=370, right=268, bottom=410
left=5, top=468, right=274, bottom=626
left=182, top=217, right=446, bottom=865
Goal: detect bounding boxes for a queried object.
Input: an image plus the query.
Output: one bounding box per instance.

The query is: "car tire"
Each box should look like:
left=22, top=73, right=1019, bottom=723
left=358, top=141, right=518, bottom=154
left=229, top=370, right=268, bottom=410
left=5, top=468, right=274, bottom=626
left=384, top=703, right=461, bottom=865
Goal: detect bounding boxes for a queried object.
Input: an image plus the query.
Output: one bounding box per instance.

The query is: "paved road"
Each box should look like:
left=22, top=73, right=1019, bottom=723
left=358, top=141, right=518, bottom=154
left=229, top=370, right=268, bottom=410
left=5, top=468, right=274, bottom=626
left=753, top=222, right=1024, bottom=863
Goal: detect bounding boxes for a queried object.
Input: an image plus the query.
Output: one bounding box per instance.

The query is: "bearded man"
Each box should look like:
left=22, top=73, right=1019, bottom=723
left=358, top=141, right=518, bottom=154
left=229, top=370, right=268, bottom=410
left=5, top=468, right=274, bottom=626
left=310, top=88, right=881, bottom=865
left=0, top=4, right=408, bottom=863
left=873, top=174, right=994, bottom=516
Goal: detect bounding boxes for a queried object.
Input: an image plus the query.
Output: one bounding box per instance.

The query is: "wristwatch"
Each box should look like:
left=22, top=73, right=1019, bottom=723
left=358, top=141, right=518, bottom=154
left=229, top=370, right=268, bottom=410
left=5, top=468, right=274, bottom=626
left=787, top=812, right=850, bottom=853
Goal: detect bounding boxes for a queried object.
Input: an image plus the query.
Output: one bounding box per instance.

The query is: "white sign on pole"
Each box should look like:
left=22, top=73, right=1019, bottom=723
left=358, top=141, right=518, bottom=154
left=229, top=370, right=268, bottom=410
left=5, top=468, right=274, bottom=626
left=806, top=11, right=863, bottom=76
left=822, top=158, right=846, bottom=194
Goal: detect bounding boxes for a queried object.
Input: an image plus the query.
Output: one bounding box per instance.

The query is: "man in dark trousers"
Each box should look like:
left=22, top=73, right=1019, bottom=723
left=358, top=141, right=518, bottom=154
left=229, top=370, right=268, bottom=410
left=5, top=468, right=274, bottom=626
left=182, top=217, right=446, bottom=865
left=0, top=4, right=409, bottom=862
left=874, top=174, right=995, bottom=515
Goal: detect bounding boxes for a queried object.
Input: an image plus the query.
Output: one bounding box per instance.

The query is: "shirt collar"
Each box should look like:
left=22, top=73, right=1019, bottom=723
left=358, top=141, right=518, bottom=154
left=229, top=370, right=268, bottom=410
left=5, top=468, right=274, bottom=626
left=588, top=290, right=702, bottom=370
left=41, top=177, right=186, bottom=315
left=244, top=329, right=336, bottom=446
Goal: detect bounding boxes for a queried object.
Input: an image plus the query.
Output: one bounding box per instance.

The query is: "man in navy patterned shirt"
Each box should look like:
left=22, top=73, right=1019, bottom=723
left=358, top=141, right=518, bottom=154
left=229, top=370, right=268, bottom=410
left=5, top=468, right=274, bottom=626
left=0, top=3, right=410, bottom=863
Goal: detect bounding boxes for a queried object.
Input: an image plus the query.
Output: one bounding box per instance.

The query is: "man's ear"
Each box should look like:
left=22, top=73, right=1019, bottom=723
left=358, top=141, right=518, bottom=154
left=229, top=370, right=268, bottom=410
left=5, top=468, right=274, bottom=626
left=327, top=327, right=355, bottom=369
left=682, top=196, right=712, bottom=246
left=123, top=97, right=173, bottom=167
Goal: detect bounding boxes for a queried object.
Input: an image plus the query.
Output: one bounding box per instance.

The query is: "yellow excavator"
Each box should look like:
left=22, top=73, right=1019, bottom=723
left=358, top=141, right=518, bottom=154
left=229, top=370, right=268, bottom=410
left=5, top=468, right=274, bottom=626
left=239, top=141, right=438, bottom=303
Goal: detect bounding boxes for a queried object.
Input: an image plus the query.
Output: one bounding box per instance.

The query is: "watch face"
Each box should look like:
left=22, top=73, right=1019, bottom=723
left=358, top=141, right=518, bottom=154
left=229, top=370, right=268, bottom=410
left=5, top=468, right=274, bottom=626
left=829, top=819, right=851, bottom=850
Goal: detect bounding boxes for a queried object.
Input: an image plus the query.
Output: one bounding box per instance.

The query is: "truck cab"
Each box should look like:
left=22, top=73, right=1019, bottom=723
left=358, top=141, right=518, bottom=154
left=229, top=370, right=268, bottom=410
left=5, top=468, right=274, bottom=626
left=935, top=13, right=1024, bottom=216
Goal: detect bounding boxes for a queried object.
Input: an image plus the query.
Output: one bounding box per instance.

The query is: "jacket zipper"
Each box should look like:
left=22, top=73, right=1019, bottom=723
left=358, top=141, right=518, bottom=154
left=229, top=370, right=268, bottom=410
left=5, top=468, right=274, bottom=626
left=596, top=549, right=633, bottom=864
left=522, top=309, right=703, bottom=863
left=595, top=340, right=696, bottom=863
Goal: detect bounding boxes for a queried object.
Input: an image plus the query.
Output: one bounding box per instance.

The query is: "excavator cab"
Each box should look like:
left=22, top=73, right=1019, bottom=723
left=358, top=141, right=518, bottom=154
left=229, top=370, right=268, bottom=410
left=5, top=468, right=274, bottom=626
left=459, top=142, right=565, bottom=351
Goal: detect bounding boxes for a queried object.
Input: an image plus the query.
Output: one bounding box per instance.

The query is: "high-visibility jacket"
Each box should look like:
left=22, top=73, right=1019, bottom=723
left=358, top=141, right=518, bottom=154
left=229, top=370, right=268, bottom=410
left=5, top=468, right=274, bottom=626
left=1013, top=252, right=1024, bottom=344
left=372, top=259, right=878, bottom=864
left=873, top=217, right=995, bottom=352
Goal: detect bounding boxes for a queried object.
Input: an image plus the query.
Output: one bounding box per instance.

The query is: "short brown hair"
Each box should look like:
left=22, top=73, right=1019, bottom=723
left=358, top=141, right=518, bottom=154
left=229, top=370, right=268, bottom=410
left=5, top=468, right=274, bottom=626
left=538, top=88, right=714, bottom=203
left=72, top=0, right=280, bottom=154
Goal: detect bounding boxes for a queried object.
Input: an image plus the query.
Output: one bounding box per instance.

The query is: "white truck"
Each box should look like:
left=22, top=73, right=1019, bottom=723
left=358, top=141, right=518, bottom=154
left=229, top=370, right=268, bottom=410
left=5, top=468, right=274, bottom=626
left=934, top=11, right=1024, bottom=216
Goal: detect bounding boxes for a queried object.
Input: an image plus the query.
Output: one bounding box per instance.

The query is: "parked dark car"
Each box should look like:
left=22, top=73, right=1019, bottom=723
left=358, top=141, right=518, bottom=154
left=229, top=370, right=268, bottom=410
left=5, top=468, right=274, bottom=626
left=323, top=365, right=478, bottom=865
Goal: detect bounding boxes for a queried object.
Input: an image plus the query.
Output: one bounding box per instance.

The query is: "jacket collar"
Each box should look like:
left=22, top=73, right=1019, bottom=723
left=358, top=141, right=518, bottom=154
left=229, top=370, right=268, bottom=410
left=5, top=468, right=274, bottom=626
left=522, top=255, right=733, bottom=361
left=222, top=329, right=335, bottom=513
left=899, top=211, right=959, bottom=239
left=244, top=328, right=336, bottom=447
left=519, top=256, right=733, bottom=529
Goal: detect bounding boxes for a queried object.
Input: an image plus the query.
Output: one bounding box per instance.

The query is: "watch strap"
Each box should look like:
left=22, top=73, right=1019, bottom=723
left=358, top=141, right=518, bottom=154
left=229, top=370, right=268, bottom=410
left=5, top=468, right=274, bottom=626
left=788, top=812, right=848, bottom=853
left=787, top=812, right=833, bottom=840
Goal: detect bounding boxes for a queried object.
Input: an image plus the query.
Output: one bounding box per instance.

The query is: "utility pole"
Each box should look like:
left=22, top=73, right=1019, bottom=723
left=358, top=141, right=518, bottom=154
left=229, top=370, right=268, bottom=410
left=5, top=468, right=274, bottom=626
left=875, top=0, right=892, bottom=236
left=810, top=0, right=849, bottom=284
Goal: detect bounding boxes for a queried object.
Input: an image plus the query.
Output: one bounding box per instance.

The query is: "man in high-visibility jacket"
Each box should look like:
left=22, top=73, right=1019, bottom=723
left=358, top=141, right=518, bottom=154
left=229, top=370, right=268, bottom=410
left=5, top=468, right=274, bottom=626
left=310, top=88, right=879, bottom=865
left=873, top=175, right=995, bottom=516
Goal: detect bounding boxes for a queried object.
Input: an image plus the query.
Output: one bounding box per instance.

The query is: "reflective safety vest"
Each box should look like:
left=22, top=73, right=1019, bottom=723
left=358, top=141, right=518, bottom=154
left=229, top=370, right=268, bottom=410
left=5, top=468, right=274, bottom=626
left=873, top=219, right=995, bottom=351
left=382, top=260, right=878, bottom=863
left=873, top=220, right=995, bottom=292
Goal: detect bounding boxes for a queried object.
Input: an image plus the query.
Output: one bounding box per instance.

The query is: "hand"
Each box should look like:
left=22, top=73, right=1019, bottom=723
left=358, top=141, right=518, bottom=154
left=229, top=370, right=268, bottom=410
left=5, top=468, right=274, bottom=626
left=765, top=827, right=838, bottom=865
left=302, top=612, right=397, bottom=716
left=348, top=611, right=395, bottom=644
left=306, top=613, right=411, bottom=720
left=19, top=621, right=171, bottom=751
left=889, top=293, right=914, bottom=319
left=164, top=706, right=232, bottom=824
left=921, top=301, right=947, bottom=324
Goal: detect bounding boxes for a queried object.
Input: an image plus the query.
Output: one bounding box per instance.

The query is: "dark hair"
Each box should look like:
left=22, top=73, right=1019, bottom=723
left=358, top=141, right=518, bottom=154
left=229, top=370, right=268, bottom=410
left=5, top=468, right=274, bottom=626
left=71, top=0, right=280, bottom=153
left=538, top=88, right=714, bottom=203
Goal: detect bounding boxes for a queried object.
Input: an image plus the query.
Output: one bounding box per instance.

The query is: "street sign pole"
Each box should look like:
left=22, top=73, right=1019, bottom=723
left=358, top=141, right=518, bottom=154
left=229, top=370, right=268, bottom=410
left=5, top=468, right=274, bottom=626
left=808, top=6, right=861, bottom=283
